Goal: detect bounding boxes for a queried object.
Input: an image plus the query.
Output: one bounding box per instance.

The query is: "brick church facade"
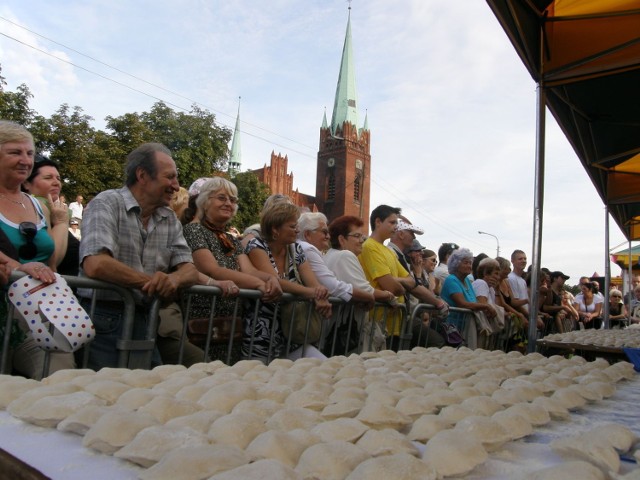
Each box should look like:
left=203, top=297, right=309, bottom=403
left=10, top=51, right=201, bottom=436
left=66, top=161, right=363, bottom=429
left=247, top=10, right=370, bottom=225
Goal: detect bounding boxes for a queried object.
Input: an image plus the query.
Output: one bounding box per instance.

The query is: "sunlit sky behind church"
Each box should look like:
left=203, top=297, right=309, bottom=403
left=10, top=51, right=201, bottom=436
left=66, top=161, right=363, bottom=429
left=0, top=0, right=633, bottom=283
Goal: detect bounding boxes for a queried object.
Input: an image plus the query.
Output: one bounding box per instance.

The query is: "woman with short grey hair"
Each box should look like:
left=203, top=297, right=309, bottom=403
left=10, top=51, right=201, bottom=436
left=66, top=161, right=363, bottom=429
left=440, top=248, right=496, bottom=331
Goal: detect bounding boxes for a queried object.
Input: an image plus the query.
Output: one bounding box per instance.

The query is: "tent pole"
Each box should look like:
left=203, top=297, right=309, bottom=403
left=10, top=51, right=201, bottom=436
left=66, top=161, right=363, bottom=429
left=628, top=230, right=633, bottom=323
left=603, top=207, right=610, bottom=329
left=528, top=80, right=545, bottom=354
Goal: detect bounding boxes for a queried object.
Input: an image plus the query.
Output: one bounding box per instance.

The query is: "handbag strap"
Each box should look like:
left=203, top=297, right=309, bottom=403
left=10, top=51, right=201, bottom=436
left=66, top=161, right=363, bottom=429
left=289, top=243, right=302, bottom=284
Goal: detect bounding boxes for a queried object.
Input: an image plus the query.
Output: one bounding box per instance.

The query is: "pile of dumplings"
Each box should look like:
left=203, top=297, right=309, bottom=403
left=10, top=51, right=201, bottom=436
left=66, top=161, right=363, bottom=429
left=0, top=347, right=638, bottom=480
left=543, top=328, right=640, bottom=348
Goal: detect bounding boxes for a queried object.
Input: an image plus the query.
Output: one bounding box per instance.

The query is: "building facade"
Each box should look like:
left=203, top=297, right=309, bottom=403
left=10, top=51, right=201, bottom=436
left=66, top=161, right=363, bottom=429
left=246, top=10, right=370, bottom=223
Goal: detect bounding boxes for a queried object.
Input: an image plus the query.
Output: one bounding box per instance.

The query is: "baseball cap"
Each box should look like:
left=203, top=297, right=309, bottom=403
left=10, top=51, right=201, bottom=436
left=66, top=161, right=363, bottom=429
left=550, top=271, right=570, bottom=280
left=407, top=239, right=425, bottom=252
left=396, top=219, right=424, bottom=235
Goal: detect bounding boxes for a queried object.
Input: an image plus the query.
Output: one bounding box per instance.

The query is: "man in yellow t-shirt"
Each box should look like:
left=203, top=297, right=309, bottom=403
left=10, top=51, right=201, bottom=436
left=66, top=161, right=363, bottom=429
left=358, top=205, right=416, bottom=349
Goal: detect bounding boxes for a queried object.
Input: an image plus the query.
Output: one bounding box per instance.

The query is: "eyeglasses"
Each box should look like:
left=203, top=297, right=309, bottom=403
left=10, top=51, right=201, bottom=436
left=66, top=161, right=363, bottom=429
left=313, top=228, right=330, bottom=236
left=346, top=232, right=365, bottom=239
left=211, top=194, right=238, bottom=204
left=18, top=221, right=38, bottom=260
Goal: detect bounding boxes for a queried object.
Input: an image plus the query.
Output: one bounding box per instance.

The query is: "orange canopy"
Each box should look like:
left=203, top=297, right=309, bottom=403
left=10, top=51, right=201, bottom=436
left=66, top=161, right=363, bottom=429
left=487, top=0, right=640, bottom=240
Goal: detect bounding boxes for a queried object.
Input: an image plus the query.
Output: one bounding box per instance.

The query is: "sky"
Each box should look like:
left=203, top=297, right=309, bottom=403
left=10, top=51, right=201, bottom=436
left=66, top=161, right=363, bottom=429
left=0, top=0, right=634, bottom=285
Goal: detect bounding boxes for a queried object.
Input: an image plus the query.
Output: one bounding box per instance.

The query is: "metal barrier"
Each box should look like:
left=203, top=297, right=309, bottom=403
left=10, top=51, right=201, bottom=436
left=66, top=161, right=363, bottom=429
left=3, top=271, right=530, bottom=377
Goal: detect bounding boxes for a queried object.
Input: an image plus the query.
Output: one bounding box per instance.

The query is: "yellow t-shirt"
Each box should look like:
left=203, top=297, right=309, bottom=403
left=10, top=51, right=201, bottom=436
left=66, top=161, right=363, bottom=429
left=358, top=238, right=408, bottom=336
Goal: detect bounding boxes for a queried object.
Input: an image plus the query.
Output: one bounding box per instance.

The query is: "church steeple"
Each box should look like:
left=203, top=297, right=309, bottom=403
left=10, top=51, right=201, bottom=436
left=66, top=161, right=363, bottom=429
left=316, top=6, right=371, bottom=227
left=330, top=9, right=359, bottom=136
left=228, top=97, right=242, bottom=177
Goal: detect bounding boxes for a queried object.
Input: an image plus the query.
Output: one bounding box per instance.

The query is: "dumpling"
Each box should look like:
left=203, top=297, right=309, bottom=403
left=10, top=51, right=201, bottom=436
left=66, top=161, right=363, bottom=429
left=139, top=444, right=251, bottom=480
left=453, top=415, right=511, bottom=451
left=407, top=414, right=452, bottom=442
left=197, top=380, right=257, bottom=412
left=137, top=395, right=200, bottom=423
left=526, top=460, right=605, bottom=480
left=7, top=383, right=80, bottom=417
left=550, top=435, right=620, bottom=473
left=14, top=391, right=105, bottom=428
left=82, top=411, right=158, bottom=454
left=114, top=424, right=210, bottom=467
left=164, top=410, right=225, bottom=433
left=589, top=423, right=637, bottom=453
left=246, top=429, right=319, bottom=468
left=311, top=417, right=369, bottom=443
left=423, top=429, right=488, bottom=477
left=57, top=405, right=113, bottom=436
left=491, top=409, right=533, bottom=440
left=266, top=407, right=321, bottom=432
left=355, top=428, right=420, bottom=457
left=83, top=380, right=131, bottom=404
left=295, top=441, right=370, bottom=480
left=208, top=458, right=301, bottom=480
left=355, top=402, right=412, bottom=431
left=114, top=387, right=160, bottom=411
left=208, top=412, right=266, bottom=449
left=345, top=452, right=438, bottom=480
left=0, top=375, right=39, bottom=408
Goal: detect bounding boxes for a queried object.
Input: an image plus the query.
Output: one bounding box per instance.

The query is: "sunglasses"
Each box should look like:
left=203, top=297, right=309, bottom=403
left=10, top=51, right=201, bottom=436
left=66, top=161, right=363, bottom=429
left=18, top=221, right=38, bottom=260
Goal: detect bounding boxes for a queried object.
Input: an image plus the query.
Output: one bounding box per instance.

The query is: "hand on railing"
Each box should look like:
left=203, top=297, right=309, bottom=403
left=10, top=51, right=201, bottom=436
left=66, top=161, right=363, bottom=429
left=314, top=297, right=332, bottom=318
left=257, top=276, right=283, bottom=303
left=209, top=279, right=240, bottom=297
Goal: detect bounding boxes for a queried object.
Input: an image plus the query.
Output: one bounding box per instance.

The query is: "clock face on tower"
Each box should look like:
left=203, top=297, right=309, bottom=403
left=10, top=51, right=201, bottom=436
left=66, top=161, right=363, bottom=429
left=355, top=159, right=363, bottom=170
left=327, top=158, right=335, bottom=167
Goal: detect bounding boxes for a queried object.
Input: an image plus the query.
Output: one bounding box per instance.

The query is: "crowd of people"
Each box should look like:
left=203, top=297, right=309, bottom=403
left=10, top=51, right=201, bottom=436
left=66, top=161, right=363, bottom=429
left=1, top=120, right=638, bottom=380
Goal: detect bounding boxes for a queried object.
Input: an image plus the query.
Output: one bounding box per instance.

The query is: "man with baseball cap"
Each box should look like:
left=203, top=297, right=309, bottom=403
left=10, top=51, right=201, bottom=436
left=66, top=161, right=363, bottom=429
left=541, top=270, right=575, bottom=332
left=388, top=218, right=447, bottom=348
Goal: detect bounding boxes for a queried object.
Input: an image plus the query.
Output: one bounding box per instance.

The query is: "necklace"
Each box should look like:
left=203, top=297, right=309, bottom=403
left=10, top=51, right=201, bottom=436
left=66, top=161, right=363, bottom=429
left=0, top=192, right=27, bottom=210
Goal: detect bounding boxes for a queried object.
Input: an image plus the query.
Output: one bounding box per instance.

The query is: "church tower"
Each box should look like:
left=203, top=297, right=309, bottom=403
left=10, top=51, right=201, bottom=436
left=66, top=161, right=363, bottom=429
left=227, top=98, right=242, bottom=177
left=315, top=8, right=371, bottom=226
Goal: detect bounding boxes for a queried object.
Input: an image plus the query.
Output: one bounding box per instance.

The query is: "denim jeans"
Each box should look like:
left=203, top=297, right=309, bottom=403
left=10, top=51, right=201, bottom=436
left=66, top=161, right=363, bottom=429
left=80, top=299, right=162, bottom=370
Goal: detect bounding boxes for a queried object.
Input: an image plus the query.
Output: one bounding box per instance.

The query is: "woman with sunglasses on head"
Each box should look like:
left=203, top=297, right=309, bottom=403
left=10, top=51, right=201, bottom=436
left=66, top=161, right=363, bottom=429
left=0, top=120, right=74, bottom=378
left=22, top=155, right=79, bottom=276
left=607, top=288, right=628, bottom=328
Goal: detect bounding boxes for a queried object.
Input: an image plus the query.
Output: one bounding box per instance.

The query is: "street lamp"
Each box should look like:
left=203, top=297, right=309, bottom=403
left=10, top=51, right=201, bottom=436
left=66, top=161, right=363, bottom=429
left=478, top=231, right=500, bottom=258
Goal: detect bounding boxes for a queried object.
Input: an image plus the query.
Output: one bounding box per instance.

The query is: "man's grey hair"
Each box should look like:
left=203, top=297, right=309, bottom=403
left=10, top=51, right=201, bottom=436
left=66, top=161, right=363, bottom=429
left=297, top=212, right=328, bottom=241
left=125, top=143, right=171, bottom=186
left=448, top=247, right=473, bottom=275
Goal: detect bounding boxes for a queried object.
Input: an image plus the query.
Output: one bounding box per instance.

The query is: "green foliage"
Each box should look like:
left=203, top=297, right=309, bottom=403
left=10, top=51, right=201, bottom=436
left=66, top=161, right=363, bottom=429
left=0, top=68, right=233, bottom=200
left=0, top=67, right=37, bottom=126
left=232, top=171, right=270, bottom=230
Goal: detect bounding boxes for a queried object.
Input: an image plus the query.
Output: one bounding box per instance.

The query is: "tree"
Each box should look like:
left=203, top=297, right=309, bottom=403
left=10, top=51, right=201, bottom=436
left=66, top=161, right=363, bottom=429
left=38, top=104, right=122, bottom=198
left=140, top=102, right=232, bottom=187
left=0, top=67, right=37, bottom=126
left=232, top=171, right=270, bottom=230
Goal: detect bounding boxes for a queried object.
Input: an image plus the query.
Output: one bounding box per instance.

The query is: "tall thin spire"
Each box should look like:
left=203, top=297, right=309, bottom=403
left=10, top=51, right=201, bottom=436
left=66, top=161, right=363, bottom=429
left=330, top=8, right=359, bottom=135
left=228, top=97, right=242, bottom=177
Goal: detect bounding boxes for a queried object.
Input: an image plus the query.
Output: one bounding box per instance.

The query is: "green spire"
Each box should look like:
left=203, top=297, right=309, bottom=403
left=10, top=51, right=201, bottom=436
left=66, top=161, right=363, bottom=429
left=228, top=97, right=241, bottom=177
left=330, top=10, right=359, bottom=135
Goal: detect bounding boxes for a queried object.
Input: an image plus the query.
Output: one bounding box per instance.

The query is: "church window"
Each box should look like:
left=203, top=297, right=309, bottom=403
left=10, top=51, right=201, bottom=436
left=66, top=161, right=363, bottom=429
left=353, top=173, right=361, bottom=202
left=327, top=172, right=336, bottom=200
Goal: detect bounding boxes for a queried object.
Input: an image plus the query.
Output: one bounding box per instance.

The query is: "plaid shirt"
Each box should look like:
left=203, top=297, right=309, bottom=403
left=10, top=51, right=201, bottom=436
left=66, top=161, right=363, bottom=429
left=78, top=187, right=192, bottom=303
